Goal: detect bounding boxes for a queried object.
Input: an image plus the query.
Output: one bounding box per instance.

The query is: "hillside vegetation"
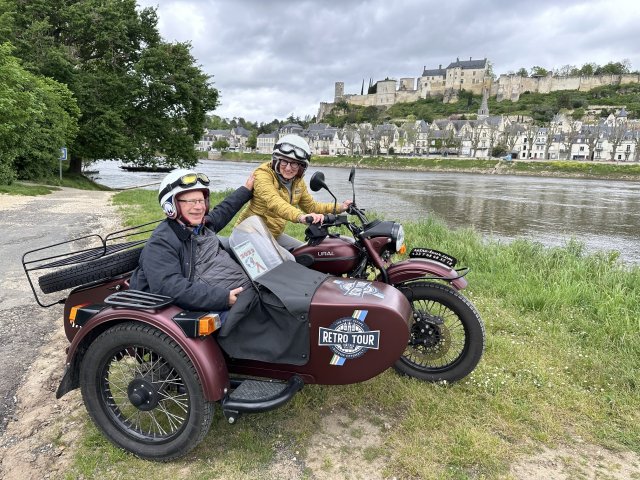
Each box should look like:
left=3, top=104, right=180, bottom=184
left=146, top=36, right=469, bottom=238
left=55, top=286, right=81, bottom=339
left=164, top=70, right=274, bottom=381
left=322, top=83, right=640, bottom=127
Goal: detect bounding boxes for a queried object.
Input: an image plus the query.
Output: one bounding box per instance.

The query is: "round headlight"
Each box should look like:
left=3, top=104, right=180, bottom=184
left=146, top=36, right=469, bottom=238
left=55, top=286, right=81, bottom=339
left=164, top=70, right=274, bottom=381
left=391, top=223, right=405, bottom=252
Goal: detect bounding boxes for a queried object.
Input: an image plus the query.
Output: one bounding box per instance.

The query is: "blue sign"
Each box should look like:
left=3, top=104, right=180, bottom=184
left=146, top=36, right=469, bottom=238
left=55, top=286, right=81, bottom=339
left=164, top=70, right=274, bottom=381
left=59, top=147, right=68, bottom=161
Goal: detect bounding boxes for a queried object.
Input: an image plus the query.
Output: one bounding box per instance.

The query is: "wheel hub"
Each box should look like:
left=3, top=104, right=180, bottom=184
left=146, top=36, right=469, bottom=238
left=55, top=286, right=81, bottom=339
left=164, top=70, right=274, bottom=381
left=410, top=310, right=451, bottom=352
left=127, top=378, right=160, bottom=411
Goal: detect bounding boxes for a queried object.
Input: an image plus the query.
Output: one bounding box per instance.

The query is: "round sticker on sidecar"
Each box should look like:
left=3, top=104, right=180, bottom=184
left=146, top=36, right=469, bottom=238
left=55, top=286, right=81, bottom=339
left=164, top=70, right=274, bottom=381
left=318, top=310, right=380, bottom=365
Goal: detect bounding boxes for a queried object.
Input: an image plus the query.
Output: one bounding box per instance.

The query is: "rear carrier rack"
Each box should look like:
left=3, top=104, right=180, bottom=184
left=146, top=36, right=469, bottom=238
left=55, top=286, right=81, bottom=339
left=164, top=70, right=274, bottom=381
left=22, top=219, right=162, bottom=308
left=104, top=290, right=174, bottom=310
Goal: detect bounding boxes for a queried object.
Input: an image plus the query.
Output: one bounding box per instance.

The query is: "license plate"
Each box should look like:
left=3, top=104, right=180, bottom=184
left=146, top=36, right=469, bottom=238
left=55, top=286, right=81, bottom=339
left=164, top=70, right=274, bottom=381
left=409, top=248, right=457, bottom=267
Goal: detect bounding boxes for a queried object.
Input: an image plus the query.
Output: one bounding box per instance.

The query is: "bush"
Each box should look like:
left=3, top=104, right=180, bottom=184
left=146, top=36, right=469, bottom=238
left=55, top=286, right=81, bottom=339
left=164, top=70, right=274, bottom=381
left=0, top=163, right=16, bottom=185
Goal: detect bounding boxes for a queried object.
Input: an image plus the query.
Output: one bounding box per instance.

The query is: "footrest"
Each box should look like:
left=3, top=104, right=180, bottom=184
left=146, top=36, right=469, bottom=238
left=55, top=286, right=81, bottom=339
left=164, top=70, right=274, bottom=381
left=222, top=375, right=304, bottom=424
left=229, top=380, right=288, bottom=402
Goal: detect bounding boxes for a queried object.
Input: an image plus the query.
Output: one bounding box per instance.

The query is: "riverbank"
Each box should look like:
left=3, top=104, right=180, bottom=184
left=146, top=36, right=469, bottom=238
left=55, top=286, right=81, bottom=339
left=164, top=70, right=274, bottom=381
left=213, top=152, right=640, bottom=181
left=58, top=188, right=636, bottom=480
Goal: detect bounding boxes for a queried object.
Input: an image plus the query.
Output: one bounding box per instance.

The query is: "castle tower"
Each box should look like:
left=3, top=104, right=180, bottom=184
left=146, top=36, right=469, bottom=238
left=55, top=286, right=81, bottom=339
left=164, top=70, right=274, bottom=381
left=334, top=82, right=344, bottom=102
left=477, top=88, right=489, bottom=119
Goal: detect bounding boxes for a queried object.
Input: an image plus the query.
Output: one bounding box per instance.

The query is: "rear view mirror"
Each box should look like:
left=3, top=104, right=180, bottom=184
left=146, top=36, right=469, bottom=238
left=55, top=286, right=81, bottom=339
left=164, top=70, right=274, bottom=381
left=309, top=172, right=327, bottom=192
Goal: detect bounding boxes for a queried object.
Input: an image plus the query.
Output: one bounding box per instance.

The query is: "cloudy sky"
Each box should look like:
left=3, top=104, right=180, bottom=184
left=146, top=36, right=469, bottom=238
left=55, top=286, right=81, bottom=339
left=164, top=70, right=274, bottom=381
left=137, top=0, right=639, bottom=124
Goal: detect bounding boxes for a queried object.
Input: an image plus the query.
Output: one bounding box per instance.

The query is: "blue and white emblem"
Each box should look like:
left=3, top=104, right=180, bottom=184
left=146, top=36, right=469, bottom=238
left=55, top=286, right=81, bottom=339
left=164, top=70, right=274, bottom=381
left=319, top=310, right=380, bottom=365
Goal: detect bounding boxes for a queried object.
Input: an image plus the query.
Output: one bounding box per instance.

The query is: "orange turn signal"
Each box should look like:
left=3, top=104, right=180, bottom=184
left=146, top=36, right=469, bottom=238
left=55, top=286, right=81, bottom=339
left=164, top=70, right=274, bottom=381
left=68, top=303, right=89, bottom=324
left=198, top=313, right=222, bottom=336
left=398, top=244, right=407, bottom=255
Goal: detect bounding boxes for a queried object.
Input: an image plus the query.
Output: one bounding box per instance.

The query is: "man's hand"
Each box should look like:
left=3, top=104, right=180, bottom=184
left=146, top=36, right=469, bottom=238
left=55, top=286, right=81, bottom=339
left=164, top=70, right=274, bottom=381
left=299, top=213, right=324, bottom=224
left=245, top=172, right=255, bottom=190
left=229, top=286, right=243, bottom=306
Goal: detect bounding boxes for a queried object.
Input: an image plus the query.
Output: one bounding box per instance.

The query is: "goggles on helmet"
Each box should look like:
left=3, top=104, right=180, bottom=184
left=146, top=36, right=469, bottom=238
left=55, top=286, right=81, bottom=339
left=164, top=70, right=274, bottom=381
left=274, top=142, right=310, bottom=162
left=158, top=172, right=210, bottom=201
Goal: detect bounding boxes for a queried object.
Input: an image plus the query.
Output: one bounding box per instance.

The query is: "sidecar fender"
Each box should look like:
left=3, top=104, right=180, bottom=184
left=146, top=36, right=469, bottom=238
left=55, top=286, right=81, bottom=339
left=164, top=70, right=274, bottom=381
left=384, top=258, right=468, bottom=290
left=58, top=305, right=229, bottom=401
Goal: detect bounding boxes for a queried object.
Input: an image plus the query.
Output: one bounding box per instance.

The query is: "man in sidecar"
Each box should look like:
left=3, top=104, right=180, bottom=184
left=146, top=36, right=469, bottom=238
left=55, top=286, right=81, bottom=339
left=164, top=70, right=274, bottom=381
left=129, top=168, right=328, bottom=365
left=129, top=168, right=255, bottom=316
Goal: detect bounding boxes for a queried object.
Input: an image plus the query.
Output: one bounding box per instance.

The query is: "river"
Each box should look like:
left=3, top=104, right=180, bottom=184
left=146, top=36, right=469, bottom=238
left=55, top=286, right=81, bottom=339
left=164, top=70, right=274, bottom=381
left=87, top=159, right=640, bottom=265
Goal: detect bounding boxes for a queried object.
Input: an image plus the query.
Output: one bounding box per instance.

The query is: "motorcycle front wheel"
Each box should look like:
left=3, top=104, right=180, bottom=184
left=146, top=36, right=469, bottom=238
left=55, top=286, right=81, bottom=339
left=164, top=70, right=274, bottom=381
left=79, top=322, right=214, bottom=460
left=394, top=281, right=485, bottom=383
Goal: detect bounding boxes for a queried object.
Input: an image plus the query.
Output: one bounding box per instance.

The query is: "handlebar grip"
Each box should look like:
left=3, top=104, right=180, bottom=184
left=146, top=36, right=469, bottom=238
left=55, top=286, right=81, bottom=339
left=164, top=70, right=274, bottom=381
left=305, top=215, right=314, bottom=224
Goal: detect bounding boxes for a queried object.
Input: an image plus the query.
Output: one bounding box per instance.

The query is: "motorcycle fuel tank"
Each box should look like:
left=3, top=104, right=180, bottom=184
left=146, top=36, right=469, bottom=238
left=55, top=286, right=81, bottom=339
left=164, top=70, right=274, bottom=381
left=293, top=237, right=360, bottom=274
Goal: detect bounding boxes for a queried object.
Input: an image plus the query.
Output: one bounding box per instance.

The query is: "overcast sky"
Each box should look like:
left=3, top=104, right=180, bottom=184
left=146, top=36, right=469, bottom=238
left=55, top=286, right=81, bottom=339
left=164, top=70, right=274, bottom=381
left=136, top=0, right=640, bottom=124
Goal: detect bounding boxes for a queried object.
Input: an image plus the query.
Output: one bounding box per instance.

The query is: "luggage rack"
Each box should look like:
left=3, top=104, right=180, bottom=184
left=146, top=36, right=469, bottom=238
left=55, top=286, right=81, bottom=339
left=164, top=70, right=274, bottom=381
left=22, top=219, right=162, bottom=308
left=105, top=290, right=174, bottom=310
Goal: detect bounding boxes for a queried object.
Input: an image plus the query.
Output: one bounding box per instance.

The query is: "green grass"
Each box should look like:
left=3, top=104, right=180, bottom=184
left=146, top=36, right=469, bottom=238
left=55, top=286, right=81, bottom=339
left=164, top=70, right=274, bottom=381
left=0, top=169, right=110, bottom=195
left=64, top=188, right=640, bottom=479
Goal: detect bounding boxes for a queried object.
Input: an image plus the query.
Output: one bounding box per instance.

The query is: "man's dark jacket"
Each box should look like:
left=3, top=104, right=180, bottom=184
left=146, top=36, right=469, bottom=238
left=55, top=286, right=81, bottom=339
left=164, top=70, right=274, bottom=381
left=129, top=186, right=252, bottom=311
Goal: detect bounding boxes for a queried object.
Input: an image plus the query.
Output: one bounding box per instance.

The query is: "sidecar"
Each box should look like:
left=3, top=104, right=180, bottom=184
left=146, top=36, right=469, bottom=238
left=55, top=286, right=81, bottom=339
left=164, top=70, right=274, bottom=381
left=23, top=218, right=411, bottom=460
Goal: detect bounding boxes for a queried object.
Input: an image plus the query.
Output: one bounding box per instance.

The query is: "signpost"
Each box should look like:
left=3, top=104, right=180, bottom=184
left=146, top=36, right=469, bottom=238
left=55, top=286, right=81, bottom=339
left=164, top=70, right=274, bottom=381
left=59, top=147, right=68, bottom=180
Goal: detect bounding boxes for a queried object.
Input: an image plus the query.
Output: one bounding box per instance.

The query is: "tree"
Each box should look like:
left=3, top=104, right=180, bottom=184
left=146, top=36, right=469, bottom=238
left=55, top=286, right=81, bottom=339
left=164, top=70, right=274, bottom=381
left=213, top=139, right=229, bottom=150
left=530, top=66, right=550, bottom=77
left=4, top=0, right=218, bottom=172
left=582, top=123, right=603, bottom=161
left=595, top=60, right=631, bottom=75
left=0, top=42, right=79, bottom=183
left=516, top=67, right=528, bottom=77
left=247, top=131, right=257, bottom=150
left=578, top=63, right=597, bottom=76
left=502, top=123, right=521, bottom=156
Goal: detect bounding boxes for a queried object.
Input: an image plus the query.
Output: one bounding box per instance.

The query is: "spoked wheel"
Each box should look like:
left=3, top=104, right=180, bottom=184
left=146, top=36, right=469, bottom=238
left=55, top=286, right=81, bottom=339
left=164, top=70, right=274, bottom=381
left=80, top=322, right=214, bottom=460
left=394, top=282, right=485, bottom=383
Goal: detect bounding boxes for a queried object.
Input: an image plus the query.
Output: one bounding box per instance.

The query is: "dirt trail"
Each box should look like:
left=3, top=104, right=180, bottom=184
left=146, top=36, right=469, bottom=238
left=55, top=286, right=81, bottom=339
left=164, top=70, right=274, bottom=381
left=0, top=189, right=120, bottom=480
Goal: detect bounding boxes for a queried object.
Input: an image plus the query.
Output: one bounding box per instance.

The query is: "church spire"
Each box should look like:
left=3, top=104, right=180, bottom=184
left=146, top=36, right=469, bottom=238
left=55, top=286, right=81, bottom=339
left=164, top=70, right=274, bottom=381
left=477, top=88, right=489, bottom=119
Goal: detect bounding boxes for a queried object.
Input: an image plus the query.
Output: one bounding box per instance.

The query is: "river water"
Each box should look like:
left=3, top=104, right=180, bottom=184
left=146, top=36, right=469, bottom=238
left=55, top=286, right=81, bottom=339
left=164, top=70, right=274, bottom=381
left=88, top=159, right=640, bottom=265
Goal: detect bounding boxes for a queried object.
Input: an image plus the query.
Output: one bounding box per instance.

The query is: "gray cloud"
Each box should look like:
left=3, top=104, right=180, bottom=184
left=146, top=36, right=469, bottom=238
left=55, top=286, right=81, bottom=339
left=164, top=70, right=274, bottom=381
left=138, top=0, right=640, bottom=123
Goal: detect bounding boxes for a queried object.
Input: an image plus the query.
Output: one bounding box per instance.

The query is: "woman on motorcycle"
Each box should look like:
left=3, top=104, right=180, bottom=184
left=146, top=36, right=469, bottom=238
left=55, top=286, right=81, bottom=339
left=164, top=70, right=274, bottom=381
left=236, top=134, right=351, bottom=250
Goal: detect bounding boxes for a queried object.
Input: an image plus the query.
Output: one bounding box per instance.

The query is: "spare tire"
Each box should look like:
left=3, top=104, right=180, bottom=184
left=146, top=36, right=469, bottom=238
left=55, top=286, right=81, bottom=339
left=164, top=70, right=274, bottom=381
left=39, top=247, right=142, bottom=294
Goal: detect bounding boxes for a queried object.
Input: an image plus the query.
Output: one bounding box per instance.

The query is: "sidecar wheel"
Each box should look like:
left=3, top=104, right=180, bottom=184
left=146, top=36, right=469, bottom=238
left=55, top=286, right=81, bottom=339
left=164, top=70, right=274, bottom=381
left=80, top=322, right=214, bottom=461
left=394, top=282, right=484, bottom=383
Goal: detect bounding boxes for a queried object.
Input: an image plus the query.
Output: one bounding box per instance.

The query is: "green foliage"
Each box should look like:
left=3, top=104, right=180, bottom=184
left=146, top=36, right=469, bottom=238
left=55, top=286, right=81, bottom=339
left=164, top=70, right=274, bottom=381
left=4, top=0, right=217, bottom=172
left=213, top=138, right=229, bottom=150
left=0, top=42, right=79, bottom=184
left=490, top=143, right=507, bottom=157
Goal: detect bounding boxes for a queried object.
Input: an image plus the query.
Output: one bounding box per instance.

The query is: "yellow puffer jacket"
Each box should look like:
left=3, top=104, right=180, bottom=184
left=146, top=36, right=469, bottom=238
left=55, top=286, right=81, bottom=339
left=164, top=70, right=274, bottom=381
left=236, top=161, right=336, bottom=237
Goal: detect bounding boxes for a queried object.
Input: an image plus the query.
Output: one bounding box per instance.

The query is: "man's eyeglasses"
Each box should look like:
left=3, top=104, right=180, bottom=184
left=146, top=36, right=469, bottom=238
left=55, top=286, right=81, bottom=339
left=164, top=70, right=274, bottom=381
left=279, top=159, right=303, bottom=171
left=274, top=142, right=310, bottom=162
left=177, top=198, right=206, bottom=206
left=158, top=172, right=210, bottom=201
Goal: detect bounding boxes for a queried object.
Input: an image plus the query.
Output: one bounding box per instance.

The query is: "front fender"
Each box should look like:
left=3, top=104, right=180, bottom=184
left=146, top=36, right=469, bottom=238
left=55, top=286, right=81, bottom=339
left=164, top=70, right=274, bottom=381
left=59, top=306, right=229, bottom=401
left=384, top=258, right=468, bottom=290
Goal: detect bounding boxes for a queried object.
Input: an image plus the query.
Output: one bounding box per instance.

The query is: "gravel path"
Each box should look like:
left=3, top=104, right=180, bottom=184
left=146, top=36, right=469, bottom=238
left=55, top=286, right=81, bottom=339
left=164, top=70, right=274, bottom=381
left=0, top=188, right=121, bottom=479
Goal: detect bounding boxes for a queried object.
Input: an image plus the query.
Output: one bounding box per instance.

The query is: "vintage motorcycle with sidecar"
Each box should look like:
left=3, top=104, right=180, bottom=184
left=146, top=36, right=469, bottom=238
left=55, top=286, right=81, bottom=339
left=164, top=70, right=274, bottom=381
left=22, top=173, right=484, bottom=461
left=25, top=217, right=416, bottom=460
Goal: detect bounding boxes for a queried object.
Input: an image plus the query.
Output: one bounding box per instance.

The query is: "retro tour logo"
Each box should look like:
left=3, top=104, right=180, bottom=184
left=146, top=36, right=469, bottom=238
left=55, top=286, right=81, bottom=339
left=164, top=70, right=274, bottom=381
left=319, top=310, right=380, bottom=365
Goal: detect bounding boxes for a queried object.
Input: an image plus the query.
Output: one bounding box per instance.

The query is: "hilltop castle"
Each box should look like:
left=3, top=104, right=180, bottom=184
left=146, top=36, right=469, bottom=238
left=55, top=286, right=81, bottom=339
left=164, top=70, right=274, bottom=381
left=317, top=57, right=640, bottom=120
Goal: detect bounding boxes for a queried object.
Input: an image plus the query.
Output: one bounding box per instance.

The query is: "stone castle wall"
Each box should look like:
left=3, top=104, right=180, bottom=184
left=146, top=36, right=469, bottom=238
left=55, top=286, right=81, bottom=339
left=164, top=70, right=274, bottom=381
left=496, top=73, right=640, bottom=101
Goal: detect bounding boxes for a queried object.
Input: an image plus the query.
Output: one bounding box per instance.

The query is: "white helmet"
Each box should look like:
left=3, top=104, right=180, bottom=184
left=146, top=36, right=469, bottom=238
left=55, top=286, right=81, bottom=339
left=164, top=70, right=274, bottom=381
left=158, top=169, right=210, bottom=219
left=272, top=134, right=311, bottom=177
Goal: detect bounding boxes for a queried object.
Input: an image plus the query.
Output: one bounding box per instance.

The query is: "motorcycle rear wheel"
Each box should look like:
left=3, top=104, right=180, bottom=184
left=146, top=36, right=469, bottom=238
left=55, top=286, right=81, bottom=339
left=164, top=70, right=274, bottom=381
left=394, top=282, right=484, bottom=383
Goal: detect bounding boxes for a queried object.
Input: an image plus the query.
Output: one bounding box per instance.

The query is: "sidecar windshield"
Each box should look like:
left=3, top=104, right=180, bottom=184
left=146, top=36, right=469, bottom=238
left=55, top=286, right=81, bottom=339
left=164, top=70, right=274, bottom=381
left=229, top=216, right=294, bottom=280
